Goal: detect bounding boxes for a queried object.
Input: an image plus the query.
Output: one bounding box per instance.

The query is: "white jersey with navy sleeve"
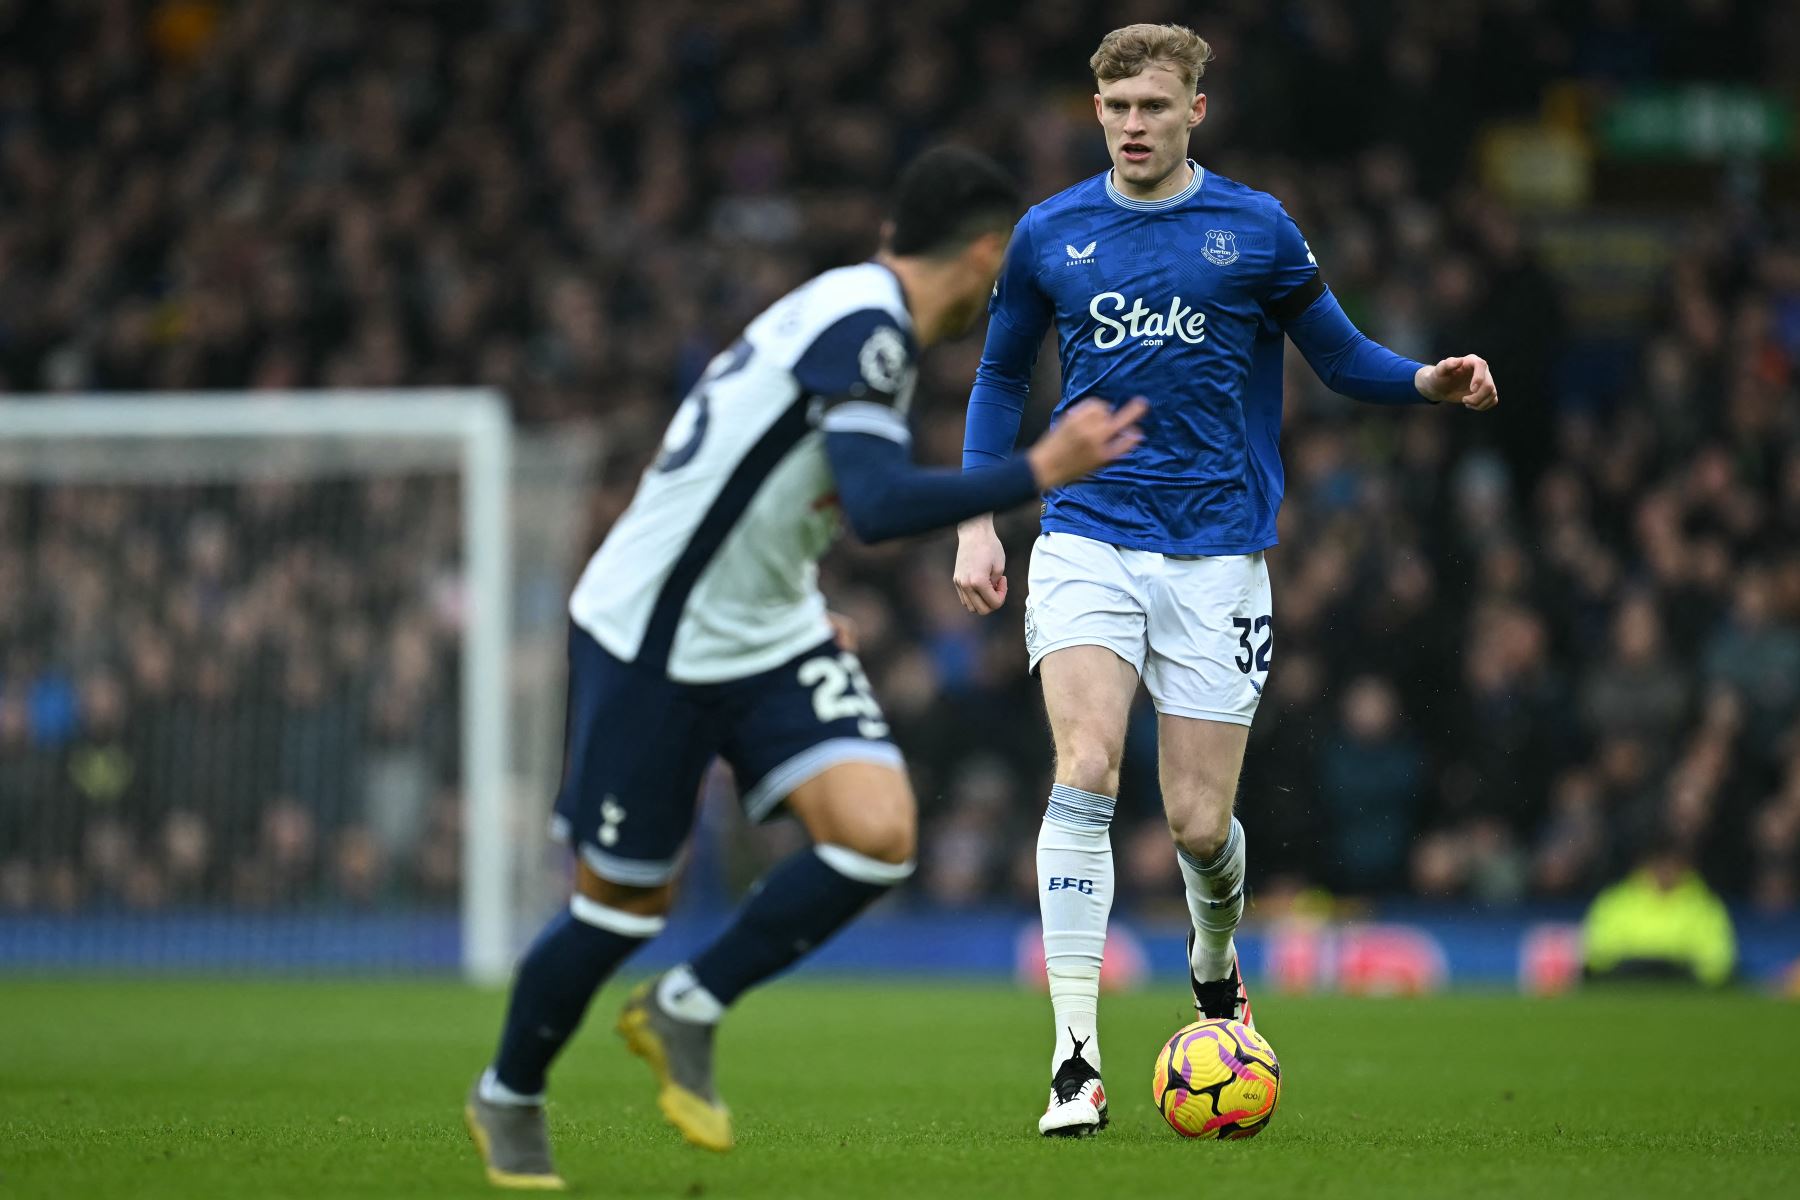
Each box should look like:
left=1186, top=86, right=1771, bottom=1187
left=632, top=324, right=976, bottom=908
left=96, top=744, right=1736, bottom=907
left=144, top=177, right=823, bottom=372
left=570, top=263, right=917, bottom=684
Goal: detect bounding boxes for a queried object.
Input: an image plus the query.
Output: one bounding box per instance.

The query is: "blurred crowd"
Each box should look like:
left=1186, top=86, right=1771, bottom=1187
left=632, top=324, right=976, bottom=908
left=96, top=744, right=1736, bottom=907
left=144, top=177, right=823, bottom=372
left=1, top=0, right=1798, bottom=917
left=0, top=476, right=469, bottom=911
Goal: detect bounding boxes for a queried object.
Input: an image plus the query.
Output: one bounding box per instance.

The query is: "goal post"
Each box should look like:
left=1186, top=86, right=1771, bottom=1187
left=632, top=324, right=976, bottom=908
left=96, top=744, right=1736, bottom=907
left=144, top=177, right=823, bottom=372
left=456, top=395, right=514, bottom=985
left=0, top=391, right=533, bottom=982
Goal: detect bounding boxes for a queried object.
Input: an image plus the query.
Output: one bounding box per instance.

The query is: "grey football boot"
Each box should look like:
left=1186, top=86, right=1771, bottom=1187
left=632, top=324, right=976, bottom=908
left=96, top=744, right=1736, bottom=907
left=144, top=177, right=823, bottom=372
left=617, top=976, right=733, bottom=1151
left=464, top=1077, right=567, bottom=1190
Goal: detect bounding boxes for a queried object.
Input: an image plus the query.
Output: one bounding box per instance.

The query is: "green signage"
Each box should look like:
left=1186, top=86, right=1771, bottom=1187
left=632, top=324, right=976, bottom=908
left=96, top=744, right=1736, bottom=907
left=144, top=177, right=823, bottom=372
left=1602, top=87, right=1795, bottom=160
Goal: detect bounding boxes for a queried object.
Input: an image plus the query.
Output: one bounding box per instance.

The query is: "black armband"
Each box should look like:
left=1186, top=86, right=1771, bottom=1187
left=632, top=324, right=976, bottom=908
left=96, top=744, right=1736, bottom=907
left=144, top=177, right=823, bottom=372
left=1262, top=273, right=1327, bottom=325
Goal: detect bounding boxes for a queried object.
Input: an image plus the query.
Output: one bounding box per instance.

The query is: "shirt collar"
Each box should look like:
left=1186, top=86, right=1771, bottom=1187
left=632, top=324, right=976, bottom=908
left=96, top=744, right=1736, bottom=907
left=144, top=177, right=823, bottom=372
left=1105, top=159, right=1204, bottom=212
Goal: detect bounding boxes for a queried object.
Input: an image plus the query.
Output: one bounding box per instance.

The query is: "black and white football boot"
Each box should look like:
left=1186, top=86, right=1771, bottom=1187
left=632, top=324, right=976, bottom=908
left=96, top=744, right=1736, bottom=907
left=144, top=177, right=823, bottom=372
left=1037, top=1031, right=1108, bottom=1137
left=1187, top=929, right=1255, bottom=1027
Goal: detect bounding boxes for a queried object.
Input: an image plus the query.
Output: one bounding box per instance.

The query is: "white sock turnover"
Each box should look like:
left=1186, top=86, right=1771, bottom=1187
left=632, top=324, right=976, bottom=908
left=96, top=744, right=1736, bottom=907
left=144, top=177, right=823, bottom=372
left=479, top=1066, right=543, bottom=1108
left=657, top=963, right=725, bottom=1025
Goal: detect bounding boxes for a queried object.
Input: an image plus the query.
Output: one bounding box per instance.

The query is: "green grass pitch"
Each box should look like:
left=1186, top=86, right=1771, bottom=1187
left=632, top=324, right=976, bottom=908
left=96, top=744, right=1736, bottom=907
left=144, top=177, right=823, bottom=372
left=2, top=978, right=1796, bottom=1198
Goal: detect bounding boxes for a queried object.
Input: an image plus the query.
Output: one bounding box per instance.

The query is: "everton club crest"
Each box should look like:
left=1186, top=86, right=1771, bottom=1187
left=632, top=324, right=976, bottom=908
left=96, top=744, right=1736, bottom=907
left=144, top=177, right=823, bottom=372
left=1201, top=228, right=1239, bottom=266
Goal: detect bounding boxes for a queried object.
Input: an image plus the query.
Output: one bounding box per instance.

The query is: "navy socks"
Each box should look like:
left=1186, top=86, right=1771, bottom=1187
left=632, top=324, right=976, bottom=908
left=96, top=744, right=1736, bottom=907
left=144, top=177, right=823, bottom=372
left=489, top=898, right=663, bottom=1098
left=689, top=845, right=912, bottom=1006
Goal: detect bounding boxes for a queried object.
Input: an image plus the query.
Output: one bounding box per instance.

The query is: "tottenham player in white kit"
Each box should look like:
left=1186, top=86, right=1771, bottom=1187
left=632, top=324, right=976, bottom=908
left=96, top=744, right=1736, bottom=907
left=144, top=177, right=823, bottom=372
left=951, top=25, right=1500, bottom=1136
left=464, top=147, right=1146, bottom=1189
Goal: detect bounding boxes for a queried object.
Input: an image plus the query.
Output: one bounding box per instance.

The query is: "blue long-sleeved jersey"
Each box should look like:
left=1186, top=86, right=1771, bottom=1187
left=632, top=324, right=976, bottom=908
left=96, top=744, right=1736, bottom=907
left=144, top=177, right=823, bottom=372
left=963, top=163, right=1428, bottom=555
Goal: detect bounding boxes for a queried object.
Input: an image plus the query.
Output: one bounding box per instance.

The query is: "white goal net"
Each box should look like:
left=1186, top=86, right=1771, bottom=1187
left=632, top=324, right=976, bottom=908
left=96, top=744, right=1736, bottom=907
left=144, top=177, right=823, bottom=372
left=0, top=392, right=596, bottom=981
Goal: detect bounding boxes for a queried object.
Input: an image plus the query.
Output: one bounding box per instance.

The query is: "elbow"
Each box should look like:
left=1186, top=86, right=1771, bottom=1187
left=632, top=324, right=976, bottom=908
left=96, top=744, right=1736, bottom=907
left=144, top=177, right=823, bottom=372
left=1317, top=360, right=1355, bottom=397
left=842, top=511, right=884, bottom=544
left=848, top=518, right=903, bottom=545
left=1312, top=341, right=1362, bottom=396
left=1321, top=361, right=1386, bottom=403
left=850, top=512, right=905, bottom=544
left=837, top=491, right=901, bottom=545
left=971, top=365, right=1030, bottom=400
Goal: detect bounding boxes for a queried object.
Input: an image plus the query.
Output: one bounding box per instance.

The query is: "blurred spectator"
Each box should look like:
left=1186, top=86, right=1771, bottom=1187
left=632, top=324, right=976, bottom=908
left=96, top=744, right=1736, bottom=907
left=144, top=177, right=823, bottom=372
left=1533, top=769, right=1609, bottom=896
left=1704, top=568, right=1800, bottom=756
left=1751, top=762, right=1800, bottom=912
left=920, top=755, right=1014, bottom=907
left=1319, top=676, right=1421, bottom=893
left=0, top=690, right=63, bottom=900
left=1582, top=832, right=1736, bottom=986
left=1239, top=649, right=1327, bottom=882
left=1580, top=592, right=1689, bottom=750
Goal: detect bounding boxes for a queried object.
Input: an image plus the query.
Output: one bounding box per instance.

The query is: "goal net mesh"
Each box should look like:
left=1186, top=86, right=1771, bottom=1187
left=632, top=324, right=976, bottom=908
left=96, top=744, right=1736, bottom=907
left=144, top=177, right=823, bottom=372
left=0, top=395, right=595, bottom=976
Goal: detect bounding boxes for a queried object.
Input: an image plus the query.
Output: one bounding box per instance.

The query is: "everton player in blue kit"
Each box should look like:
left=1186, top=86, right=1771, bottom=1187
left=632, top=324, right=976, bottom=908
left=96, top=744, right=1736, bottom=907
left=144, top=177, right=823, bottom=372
left=951, top=25, right=1499, bottom=1137
left=463, top=147, right=1145, bottom=1189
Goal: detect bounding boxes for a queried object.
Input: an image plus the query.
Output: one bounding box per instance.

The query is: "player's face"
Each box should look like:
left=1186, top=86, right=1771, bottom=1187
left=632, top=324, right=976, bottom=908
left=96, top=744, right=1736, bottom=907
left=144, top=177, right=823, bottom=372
left=1094, top=66, right=1205, bottom=196
left=944, top=229, right=1010, bottom=337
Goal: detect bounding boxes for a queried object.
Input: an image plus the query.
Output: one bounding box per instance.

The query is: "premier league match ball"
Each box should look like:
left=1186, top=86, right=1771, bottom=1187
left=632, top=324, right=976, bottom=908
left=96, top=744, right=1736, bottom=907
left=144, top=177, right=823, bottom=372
left=1151, top=1019, right=1281, bottom=1140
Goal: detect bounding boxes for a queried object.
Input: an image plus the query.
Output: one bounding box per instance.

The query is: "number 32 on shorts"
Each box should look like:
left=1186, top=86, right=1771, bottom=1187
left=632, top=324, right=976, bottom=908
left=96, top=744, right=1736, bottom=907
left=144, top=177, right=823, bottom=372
left=1232, top=615, right=1273, bottom=674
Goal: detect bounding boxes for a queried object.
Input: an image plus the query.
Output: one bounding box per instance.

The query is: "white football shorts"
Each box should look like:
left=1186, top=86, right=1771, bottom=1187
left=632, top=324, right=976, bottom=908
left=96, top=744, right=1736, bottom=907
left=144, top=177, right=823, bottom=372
left=1023, top=532, right=1272, bottom=726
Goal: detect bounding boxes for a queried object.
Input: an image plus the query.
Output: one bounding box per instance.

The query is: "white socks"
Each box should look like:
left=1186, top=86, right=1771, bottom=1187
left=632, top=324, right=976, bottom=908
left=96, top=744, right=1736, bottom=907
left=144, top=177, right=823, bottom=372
left=478, top=1066, right=542, bottom=1108
left=657, top=963, right=725, bottom=1025
left=1039, top=784, right=1116, bottom=1074
left=1177, top=816, right=1246, bottom=983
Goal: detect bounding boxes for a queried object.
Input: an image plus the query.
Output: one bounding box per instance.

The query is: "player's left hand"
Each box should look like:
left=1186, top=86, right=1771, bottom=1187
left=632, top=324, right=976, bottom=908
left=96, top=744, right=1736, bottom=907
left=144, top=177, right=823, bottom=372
left=828, top=611, right=859, bottom=652
left=1414, top=355, right=1498, bottom=411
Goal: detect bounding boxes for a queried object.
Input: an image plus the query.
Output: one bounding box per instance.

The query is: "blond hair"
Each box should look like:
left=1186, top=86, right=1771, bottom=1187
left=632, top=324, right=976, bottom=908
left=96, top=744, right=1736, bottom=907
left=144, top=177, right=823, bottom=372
left=1089, top=23, right=1214, bottom=93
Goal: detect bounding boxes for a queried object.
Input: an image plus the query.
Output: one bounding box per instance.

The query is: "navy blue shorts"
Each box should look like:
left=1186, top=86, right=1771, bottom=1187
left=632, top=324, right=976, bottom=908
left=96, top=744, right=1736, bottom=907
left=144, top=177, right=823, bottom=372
left=549, top=624, right=903, bottom=886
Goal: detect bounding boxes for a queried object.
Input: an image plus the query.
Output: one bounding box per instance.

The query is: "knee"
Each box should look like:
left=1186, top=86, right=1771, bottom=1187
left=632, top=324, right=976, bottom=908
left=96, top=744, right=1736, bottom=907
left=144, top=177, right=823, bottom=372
left=1056, top=738, right=1122, bottom=797
left=1167, top=803, right=1232, bottom=862
left=836, top=800, right=916, bottom=866
left=576, top=866, right=674, bottom=916
left=789, top=763, right=918, bottom=867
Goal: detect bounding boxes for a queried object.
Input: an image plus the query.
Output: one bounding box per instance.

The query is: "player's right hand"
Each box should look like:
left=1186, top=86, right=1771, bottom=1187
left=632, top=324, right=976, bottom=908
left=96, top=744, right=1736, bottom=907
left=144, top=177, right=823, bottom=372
left=1026, top=396, right=1147, bottom=491
left=954, top=518, right=1008, bottom=615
